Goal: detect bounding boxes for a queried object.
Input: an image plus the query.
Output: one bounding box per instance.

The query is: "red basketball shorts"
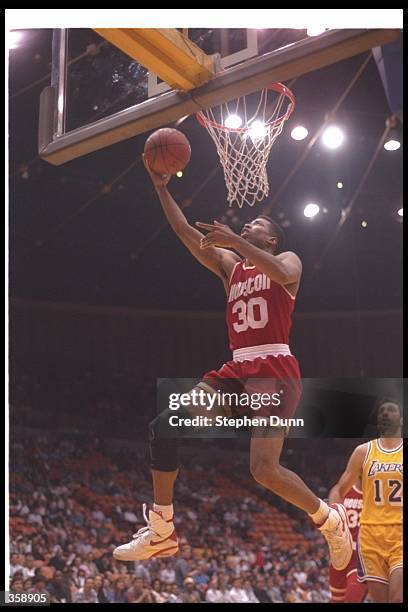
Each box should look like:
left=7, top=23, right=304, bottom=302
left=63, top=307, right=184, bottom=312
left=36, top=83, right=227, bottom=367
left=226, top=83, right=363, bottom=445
left=201, top=345, right=301, bottom=419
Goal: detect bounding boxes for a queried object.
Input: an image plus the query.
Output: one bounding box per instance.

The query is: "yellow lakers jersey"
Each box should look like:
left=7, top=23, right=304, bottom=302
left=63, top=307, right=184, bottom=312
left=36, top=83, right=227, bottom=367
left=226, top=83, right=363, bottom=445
left=360, top=438, right=403, bottom=525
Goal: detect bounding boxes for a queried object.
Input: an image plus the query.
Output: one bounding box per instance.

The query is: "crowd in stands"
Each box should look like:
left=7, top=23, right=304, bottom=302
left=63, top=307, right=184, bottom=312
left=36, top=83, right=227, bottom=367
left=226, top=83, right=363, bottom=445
left=9, top=370, right=369, bottom=603
left=9, top=431, right=334, bottom=603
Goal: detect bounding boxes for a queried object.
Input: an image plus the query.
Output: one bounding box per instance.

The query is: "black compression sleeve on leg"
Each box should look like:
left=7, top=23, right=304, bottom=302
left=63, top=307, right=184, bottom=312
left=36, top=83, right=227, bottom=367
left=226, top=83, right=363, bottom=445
left=149, top=407, right=190, bottom=472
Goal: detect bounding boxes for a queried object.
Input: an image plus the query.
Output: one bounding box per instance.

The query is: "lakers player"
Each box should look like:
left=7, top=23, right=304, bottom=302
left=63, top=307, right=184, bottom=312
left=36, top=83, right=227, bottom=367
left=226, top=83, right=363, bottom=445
left=329, top=399, right=403, bottom=603
left=113, top=160, right=353, bottom=572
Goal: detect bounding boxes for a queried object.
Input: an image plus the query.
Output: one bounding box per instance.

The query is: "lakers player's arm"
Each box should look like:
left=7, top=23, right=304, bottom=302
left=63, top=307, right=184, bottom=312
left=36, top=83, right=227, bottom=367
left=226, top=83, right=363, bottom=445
left=144, top=157, right=240, bottom=289
left=328, top=443, right=368, bottom=503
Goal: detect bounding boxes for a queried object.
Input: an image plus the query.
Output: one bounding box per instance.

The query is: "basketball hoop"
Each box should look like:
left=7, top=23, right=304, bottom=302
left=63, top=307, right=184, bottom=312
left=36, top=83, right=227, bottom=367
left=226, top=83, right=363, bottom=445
left=196, top=83, right=295, bottom=208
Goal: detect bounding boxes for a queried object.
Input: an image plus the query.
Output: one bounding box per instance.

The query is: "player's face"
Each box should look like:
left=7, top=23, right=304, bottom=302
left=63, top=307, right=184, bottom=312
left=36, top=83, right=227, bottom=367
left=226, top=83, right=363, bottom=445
left=240, top=218, right=276, bottom=250
left=377, top=402, right=402, bottom=433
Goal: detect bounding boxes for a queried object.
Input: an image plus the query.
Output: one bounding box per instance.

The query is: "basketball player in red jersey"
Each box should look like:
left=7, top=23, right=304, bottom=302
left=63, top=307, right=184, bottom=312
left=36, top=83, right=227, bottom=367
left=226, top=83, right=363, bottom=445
left=328, top=479, right=368, bottom=603
left=113, top=160, right=352, bottom=570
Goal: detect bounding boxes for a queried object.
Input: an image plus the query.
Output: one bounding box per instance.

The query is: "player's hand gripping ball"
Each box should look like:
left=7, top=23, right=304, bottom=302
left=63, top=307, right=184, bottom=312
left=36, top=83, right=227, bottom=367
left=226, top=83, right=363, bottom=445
left=144, top=128, right=191, bottom=175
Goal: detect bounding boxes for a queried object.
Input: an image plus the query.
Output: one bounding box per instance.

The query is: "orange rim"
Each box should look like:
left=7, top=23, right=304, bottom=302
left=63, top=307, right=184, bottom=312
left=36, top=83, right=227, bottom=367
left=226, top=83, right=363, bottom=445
left=196, top=83, right=295, bottom=133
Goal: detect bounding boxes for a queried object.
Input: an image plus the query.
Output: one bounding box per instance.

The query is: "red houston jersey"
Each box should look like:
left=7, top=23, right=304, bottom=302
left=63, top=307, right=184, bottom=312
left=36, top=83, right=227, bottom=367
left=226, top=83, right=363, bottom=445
left=343, top=485, right=363, bottom=546
left=226, top=260, right=296, bottom=351
left=329, top=485, right=366, bottom=603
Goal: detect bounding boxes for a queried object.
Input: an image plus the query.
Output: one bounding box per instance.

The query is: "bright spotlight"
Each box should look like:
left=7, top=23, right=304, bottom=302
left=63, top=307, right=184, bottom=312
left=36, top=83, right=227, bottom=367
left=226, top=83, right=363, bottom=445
left=384, top=139, right=400, bottom=151
left=361, top=220, right=368, bottom=228
left=397, top=208, right=403, bottom=217
left=176, top=171, right=183, bottom=178
left=322, top=126, right=344, bottom=149
left=307, top=27, right=326, bottom=36
left=248, top=120, right=268, bottom=141
left=336, top=182, right=343, bottom=189
left=291, top=126, right=308, bottom=141
left=304, top=203, right=320, bottom=219
left=8, top=30, right=24, bottom=50
left=224, top=114, right=243, bottom=129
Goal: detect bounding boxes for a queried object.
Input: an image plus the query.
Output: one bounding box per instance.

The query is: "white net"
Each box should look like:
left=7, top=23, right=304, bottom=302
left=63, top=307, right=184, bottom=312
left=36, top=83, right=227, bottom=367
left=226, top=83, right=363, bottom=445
left=197, top=84, right=295, bottom=208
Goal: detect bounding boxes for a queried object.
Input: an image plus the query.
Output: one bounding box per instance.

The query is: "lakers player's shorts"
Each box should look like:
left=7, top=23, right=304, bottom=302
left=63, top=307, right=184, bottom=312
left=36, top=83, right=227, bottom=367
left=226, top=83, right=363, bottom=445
left=201, top=352, right=301, bottom=419
left=357, top=524, right=403, bottom=584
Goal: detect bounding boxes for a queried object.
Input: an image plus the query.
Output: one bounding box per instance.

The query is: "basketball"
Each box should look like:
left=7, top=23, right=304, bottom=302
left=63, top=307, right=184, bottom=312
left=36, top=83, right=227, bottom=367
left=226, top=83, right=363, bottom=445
left=144, top=128, right=191, bottom=175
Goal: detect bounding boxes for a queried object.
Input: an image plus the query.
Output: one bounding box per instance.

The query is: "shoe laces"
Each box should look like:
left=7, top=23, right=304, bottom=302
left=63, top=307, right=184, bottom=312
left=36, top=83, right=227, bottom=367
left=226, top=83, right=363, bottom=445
left=131, top=503, right=158, bottom=540
left=322, top=515, right=344, bottom=552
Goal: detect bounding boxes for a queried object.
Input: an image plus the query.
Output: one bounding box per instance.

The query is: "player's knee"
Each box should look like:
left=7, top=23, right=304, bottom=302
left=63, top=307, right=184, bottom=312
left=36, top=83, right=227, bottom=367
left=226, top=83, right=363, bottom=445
left=388, top=591, right=402, bottom=604
left=149, top=413, right=180, bottom=472
left=250, top=457, right=282, bottom=488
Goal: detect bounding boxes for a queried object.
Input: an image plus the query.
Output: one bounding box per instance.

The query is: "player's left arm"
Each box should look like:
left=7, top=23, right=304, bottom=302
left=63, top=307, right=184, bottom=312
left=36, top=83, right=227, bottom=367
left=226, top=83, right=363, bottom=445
left=196, top=221, right=302, bottom=287
left=328, top=443, right=367, bottom=504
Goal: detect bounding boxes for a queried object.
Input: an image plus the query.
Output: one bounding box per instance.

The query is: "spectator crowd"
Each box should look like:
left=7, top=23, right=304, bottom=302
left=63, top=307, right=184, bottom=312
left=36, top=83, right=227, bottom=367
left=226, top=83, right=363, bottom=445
left=9, top=431, right=332, bottom=603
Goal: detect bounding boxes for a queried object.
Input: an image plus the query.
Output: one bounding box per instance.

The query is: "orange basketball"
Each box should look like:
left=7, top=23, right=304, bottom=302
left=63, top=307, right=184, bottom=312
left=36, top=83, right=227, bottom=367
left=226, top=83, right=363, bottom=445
left=144, top=128, right=191, bottom=175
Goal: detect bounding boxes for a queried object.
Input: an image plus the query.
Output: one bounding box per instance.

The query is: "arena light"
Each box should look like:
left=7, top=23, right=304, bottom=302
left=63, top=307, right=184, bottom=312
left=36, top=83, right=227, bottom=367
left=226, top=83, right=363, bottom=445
left=397, top=208, right=403, bottom=217
left=176, top=171, right=183, bottom=178
left=8, top=30, right=24, bottom=50
left=307, top=27, right=326, bottom=37
left=384, top=137, right=400, bottom=151
left=384, top=116, right=401, bottom=151
left=322, top=126, right=344, bottom=150
left=248, top=120, right=268, bottom=141
left=291, top=126, right=308, bottom=141
left=336, top=181, right=344, bottom=189
left=224, top=114, right=243, bottom=129
left=361, top=220, right=368, bottom=228
left=304, top=203, right=320, bottom=219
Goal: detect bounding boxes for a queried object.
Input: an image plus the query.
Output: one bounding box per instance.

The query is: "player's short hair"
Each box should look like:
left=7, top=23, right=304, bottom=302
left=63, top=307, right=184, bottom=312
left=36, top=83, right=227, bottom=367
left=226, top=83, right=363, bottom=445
left=374, top=397, right=402, bottom=418
left=256, top=215, right=286, bottom=252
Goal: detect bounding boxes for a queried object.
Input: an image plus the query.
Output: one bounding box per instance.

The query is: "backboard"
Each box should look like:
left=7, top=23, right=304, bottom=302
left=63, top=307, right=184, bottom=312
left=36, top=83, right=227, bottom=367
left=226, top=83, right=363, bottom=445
left=38, top=27, right=400, bottom=165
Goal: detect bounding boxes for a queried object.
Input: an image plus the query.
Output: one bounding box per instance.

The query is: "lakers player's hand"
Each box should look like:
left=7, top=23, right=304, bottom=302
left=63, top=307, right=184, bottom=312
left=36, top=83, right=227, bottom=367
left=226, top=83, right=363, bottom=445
left=143, top=154, right=171, bottom=189
left=196, top=220, right=239, bottom=249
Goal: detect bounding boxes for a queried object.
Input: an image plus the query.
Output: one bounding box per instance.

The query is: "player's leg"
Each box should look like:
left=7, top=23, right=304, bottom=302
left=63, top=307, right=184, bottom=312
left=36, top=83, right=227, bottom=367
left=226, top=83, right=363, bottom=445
left=388, top=527, right=403, bottom=603
left=329, top=569, right=347, bottom=603
left=152, top=469, right=179, bottom=505
left=250, top=432, right=321, bottom=513
left=344, top=569, right=367, bottom=603
left=365, top=580, right=388, bottom=603
left=113, top=383, right=227, bottom=561
left=329, top=587, right=346, bottom=604
left=356, top=526, right=390, bottom=603
left=388, top=566, right=403, bottom=603
left=250, top=432, right=352, bottom=571
left=150, top=380, right=228, bottom=506
left=113, top=406, right=182, bottom=561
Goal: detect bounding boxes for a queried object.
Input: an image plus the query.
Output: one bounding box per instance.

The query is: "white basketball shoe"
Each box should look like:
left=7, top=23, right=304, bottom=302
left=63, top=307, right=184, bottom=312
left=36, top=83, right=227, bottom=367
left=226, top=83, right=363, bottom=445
left=113, top=504, right=179, bottom=561
left=318, top=503, right=353, bottom=571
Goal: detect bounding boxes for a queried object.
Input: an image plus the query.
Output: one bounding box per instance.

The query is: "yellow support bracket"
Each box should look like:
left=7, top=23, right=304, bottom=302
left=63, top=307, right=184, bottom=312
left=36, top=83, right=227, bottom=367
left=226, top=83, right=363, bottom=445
left=94, top=28, right=216, bottom=91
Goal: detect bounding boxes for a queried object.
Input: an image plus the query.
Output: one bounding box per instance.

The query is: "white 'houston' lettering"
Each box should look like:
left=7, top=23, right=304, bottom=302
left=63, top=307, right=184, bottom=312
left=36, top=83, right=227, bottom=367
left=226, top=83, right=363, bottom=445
left=228, top=274, right=270, bottom=303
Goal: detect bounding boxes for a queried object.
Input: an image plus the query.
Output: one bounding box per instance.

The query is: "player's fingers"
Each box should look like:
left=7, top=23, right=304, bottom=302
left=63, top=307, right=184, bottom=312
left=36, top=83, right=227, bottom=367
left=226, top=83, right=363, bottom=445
left=142, top=154, right=151, bottom=171
left=142, top=154, right=166, bottom=182
left=200, top=238, right=213, bottom=248
left=196, top=222, right=217, bottom=231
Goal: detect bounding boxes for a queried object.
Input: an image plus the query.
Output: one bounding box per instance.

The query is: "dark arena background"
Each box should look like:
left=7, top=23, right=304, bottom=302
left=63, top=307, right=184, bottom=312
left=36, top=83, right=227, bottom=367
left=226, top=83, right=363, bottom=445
left=7, top=11, right=403, bottom=605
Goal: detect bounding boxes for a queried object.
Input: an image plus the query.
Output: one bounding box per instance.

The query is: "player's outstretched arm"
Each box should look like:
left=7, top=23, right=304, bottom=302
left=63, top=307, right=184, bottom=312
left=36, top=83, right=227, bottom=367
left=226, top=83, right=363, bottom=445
left=328, top=443, right=368, bottom=503
left=196, top=221, right=302, bottom=288
left=143, top=156, right=240, bottom=286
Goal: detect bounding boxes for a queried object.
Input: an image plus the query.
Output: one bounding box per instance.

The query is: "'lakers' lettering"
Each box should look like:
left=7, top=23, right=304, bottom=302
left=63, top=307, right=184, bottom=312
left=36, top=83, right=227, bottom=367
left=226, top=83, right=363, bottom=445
left=228, top=274, right=271, bottom=302
left=367, top=461, right=403, bottom=477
